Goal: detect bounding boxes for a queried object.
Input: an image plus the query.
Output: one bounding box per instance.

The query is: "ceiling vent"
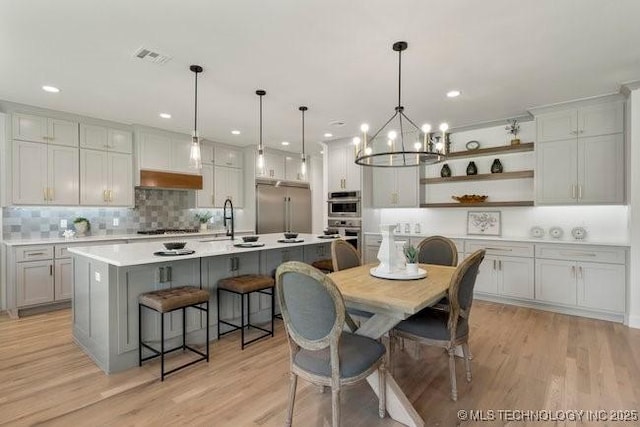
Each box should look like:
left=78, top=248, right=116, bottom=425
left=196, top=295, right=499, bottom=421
left=133, top=47, right=172, bottom=65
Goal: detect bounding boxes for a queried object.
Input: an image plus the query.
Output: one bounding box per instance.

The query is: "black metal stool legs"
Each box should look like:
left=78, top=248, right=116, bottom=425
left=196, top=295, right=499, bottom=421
left=217, top=287, right=275, bottom=349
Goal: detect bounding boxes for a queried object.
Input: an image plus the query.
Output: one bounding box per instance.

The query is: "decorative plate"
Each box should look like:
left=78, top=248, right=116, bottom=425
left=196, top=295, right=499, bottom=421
left=571, top=226, right=587, bottom=240
left=549, top=226, right=564, bottom=239
left=466, top=140, right=480, bottom=150
left=452, top=194, right=488, bottom=203
left=370, top=267, right=427, bottom=280
left=530, top=226, right=544, bottom=238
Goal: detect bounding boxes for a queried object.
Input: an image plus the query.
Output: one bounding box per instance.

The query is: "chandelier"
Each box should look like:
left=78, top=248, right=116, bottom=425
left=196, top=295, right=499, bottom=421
left=354, top=41, right=449, bottom=167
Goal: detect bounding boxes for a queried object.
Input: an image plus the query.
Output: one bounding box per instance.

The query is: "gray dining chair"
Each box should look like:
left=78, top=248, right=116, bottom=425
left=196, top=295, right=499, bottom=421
left=330, top=239, right=361, bottom=272
left=392, top=249, right=485, bottom=401
left=276, top=261, right=386, bottom=427
left=417, top=236, right=458, bottom=312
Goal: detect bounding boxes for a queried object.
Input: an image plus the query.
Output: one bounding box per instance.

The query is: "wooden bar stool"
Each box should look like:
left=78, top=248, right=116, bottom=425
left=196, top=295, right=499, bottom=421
left=138, top=286, right=210, bottom=381
left=311, top=258, right=334, bottom=273
left=217, top=274, right=275, bottom=349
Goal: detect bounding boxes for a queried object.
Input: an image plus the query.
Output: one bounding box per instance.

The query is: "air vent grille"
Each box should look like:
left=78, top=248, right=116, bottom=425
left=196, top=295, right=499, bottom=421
left=133, top=47, right=172, bottom=65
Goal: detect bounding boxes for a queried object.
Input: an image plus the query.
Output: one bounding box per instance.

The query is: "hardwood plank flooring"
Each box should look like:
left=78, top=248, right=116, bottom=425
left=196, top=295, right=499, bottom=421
left=1, top=301, right=639, bottom=426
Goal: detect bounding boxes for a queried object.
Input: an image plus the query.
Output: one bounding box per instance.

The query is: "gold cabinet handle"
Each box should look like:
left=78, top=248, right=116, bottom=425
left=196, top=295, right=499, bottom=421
left=43, top=188, right=48, bottom=201
left=108, top=190, right=113, bottom=202
left=578, top=185, right=583, bottom=200
left=103, top=190, right=108, bottom=202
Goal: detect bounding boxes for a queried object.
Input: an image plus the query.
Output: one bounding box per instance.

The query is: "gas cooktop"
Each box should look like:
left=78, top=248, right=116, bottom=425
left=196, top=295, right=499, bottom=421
left=137, top=229, right=199, bottom=235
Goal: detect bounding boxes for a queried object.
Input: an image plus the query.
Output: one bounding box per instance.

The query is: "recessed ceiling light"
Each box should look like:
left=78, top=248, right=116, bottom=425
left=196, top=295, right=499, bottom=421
left=323, top=133, right=333, bottom=138
left=42, top=85, right=60, bottom=93
left=281, top=141, right=290, bottom=146
left=231, top=130, right=241, bottom=135
left=446, top=90, right=461, bottom=98
left=159, top=113, right=172, bottom=119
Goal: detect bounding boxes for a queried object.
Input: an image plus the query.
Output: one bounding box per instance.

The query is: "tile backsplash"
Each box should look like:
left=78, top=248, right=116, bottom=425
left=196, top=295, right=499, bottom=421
left=2, top=188, right=225, bottom=240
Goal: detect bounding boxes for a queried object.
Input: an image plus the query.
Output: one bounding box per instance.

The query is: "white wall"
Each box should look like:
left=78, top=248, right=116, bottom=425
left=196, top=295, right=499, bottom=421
left=310, top=154, right=324, bottom=234
left=628, top=88, right=640, bottom=328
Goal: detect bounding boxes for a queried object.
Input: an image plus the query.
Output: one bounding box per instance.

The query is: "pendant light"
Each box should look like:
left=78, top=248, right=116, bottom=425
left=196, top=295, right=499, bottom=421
left=189, top=65, right=203, bottom=169
left=355, top=41, right=448, bottom=167
left=256, top=89, right=266, bottom=170
left=299, top=106, right=308, bottom=176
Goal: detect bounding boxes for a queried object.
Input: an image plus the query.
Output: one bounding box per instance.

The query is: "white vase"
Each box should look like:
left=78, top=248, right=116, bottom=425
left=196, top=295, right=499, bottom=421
left=74, top=221, right=88, bottom=236
left=377, top=224, right=398, bottom=273
left=394, top=241, right=406, bottom=271
left=406, top=263, right=419, bottom=275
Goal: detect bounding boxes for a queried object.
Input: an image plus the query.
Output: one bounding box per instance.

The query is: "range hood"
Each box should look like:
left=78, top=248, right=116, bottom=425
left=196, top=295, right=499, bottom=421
left=138, top=170, right=203, bottom=190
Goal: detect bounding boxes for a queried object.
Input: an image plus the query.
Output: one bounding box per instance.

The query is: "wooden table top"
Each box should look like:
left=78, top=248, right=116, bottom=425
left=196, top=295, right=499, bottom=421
left=328, top=263, right=456, bottom=317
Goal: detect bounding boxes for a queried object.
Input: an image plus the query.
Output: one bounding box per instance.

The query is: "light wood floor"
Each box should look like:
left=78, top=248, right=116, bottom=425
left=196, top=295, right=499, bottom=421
left=1, top=301, right=640, bottom=426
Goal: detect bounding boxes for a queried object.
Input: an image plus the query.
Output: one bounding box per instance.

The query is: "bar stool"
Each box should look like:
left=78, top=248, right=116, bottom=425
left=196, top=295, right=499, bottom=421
left=138, top=286, right=210, bottom=381
left=217, top=274, right=275, bottom=349
left=311, top=258, right=334, bottom=273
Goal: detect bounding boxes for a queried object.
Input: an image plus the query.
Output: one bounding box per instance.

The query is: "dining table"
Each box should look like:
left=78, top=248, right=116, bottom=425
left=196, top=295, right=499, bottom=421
left=327, top=262, right=456, bottom=427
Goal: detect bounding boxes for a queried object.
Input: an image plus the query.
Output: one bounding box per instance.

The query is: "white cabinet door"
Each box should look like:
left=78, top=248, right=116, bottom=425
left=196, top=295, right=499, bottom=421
left=48, top=118, right=79, bottom=147
left=498, top=256, right=534, bottom=299
left=579, top=101, right=623, bottom=137
left=54, top=258, right=73, bottom=301
left=577, top=262, right=625, bottom=313
left=171, top=136, right=194, bottom=173
left=327, top=145, right=346, bottom=192
left=474, top=255, right=498, bottom=295
left=345, top=149, right=361, bottom=191
left=372, top=167, right=396, bottom=207
left=227, top=167, right=243, bottom=208
left=80, top=124, right=109, bottom=150
left=13, top=141, right=48, bottom=204
left=17, top=260, right=54, bottom=307
left=395, top=167, right=418, bottom=207
left=263, top=152, right=285, bottom=180
left=285, top=155, right=303, bottom=181
left=536, top=110, right=577, bottom=142
left=214, top=166, right=243, bottom=208
left=108, top=152, right=133, bottom=206
left=80, top=149, right=109, bottom=205
left=535, top=259, right=576, bottom=306
left=13, top=113, right=48, bottom=143
left=200, top=142, right=214, bottom=164
left=138, top=132, right=172, bottom=170
left=48, top=145, right=79, bottom=205
left=215, top=146, right=243, bottom=168
left=108, top=129, right=133, bottom=154
left=535, top=139, right=578, bottom=204
left=197, top=163, right=215, bottom=208
left=578, top=134, right=624, bottom=204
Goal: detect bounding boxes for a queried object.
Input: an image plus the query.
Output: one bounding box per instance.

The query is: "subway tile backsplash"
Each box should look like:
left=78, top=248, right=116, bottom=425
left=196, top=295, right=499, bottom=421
left=2, top=188, right=224, bottom=240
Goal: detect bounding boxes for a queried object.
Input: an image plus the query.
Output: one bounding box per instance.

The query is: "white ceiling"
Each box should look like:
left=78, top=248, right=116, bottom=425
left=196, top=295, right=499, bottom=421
left=1, top=0, right=640, bottom=155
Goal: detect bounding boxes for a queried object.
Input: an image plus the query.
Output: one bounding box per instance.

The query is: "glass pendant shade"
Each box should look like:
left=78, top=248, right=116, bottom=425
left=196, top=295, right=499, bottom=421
left=299, top=106, right=308, bottom=176
left=189, top=65, right=203, bottom=170
left=354, top=41, right=447, bottom=167
left=256, top=90, right=266, bottom=172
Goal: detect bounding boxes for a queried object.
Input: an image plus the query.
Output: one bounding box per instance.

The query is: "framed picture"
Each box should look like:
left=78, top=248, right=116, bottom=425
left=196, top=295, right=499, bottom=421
left=467, top=211, right=501, bottom=236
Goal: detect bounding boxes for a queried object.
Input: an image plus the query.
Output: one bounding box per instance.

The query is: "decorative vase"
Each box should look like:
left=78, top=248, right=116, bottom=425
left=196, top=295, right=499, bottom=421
left=394, top=241, right=406, bottom=271
left=74, top=221, right=88, bottom=236
left=376, top=224, right=398, bottom=274
left=200, top=223, right=208, bottom=232
left=406, top=263, right=419, bottom=275
left=440, top=163, right=451, bottom=178
left=466, top=161, right=478, bottom=176
left=510, top=138, right=521, bottom=145
left=491, top=158, right=503, bottom=173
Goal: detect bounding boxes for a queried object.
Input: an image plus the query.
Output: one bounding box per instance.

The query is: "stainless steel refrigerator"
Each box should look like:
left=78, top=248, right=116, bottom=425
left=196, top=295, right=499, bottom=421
left=256, top=181, right=312, bottom=234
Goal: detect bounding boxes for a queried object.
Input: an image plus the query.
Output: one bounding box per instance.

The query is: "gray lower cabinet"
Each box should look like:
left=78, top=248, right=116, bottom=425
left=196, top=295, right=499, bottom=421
left=264, top=247, right=304, bottom=315
left=17, top=260, right=54, bottom=306
left=54, top=258, right=73, bottom=300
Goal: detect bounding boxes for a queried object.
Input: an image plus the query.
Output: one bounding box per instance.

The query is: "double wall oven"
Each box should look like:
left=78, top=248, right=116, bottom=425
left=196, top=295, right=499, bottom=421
left=327, top=191, right=361, bottom=252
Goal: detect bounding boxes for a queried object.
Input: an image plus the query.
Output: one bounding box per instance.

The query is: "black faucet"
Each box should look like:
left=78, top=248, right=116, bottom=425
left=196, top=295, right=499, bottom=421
left=223, top=198, right=234, bottom=240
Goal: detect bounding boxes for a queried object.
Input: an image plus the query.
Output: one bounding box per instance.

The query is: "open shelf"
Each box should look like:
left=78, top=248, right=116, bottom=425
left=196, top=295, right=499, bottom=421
left=445, top=142, right=534, bottom=159
left=420, top=201, right=534, bottom=208
left=421, top=170, right=534, bottom=184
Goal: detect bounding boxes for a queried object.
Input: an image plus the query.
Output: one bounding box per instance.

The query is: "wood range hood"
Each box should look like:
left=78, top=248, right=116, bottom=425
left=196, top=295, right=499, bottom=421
left=138, top=170, right=203, bottom=190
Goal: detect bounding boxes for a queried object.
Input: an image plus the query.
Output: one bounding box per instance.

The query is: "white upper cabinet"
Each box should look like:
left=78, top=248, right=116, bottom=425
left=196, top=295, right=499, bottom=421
left=200, top=142, right=214, bottom=164
left=260, top=151, right=285, bottom=180
left=137, top=131, right=172, bottom=171
left=214, top=146, right=243, bottom=168
left=108, top=152, right=133, bottom=206
left=170, top=136, right=193, bottom=173
left=327, top=142, right=360, bottom=192
left=80, top=149, right=109, bottom=205
left=47, top=145, right=79, bottom=205
left=13, top=113, right=79, bottom=147
left=372, top=167, right=418, bottom=208
left=535, top=99, right=624, bottom=205
left=81, top=125, right=132, bottom=153
left=285, top=155, right=306, bottom=181
left=196, top=163, right=215, bottom=208
left=214, top=166, right=243, bottom=208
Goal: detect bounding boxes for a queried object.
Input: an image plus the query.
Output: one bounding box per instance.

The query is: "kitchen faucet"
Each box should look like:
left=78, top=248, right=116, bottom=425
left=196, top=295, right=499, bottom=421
left=223, top=198, right=234, bottom=240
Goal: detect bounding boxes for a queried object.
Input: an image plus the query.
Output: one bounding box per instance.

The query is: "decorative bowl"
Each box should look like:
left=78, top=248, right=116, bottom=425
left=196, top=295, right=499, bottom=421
left=242, top=235, right=259, bottom=243
left=324, top=229, right=338, bottom=235
left=163, top=242, right=187, bottom=250
left=284, top=232, right=299, bottom=239
left=451, top=194, right=488, bottom=203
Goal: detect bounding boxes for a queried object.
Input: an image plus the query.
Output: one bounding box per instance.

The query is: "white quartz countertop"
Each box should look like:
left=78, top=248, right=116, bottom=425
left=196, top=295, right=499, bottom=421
left=363, top=232, right=630, bottom=247
left=2, top=229, right=255, bottom=247
left=68, top=233, right=350, bottom=267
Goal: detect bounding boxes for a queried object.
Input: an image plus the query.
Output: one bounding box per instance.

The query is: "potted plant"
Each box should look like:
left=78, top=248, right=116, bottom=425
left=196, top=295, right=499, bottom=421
left=73, top=217, right=90, bottom=236
left=506, top=119, right=521, bottom=145
left=404, top=244, right=419, bottom=274
left=195, top=211, right=213, bottom=231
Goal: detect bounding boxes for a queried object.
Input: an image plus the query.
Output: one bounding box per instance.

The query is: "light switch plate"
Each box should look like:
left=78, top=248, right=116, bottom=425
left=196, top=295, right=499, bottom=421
left=113, top=218, right=119, bottom=227
left=60, top=219, right=67, bottom=228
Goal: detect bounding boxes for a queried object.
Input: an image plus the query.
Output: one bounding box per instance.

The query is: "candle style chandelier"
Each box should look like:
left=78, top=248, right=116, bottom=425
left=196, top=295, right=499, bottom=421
left=354, top=41, right=449, bottom=167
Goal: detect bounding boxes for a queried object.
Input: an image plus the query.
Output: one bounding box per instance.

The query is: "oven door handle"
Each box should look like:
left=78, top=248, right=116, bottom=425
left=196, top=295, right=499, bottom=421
left=328, top=198, right=361, bottom=203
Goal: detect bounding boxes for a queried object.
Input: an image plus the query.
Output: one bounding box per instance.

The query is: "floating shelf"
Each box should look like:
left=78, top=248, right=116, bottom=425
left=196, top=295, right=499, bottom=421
left=421, top=170, right=534, bottom=184
left=444, top=142, right=534, bottom=159
left=420, top=201, right=534, bottom=208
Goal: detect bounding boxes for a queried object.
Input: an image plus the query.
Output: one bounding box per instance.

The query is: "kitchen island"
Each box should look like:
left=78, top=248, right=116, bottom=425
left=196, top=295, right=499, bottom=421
left=69, top=233, right=345, bottom=373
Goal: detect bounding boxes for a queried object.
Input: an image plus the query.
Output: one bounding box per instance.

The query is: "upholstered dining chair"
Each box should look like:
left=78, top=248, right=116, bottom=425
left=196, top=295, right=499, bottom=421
left=416, top=236, right=458, bottom=312
left=392, top=249, right=485, bottom=401
left=330, top=239, right=361, bottom=272
left=276, top=261, right=386, bottom=427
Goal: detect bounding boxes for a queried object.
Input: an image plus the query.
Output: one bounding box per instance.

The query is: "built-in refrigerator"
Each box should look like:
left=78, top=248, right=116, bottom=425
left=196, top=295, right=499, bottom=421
left=256, top=181, right=311, bottom=234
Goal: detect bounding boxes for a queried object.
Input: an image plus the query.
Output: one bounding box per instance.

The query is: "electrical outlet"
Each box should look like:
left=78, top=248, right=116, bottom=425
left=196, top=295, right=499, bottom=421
left=95, top=272, right=101, bottom=282
left=113, top=218, right=119, bottom=227
left=60, top=219, right=67, bottom=229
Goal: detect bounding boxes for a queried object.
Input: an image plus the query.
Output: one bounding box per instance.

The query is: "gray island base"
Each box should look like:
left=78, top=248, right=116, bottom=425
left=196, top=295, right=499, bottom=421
left=69, top=233, right=343, bottom=373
